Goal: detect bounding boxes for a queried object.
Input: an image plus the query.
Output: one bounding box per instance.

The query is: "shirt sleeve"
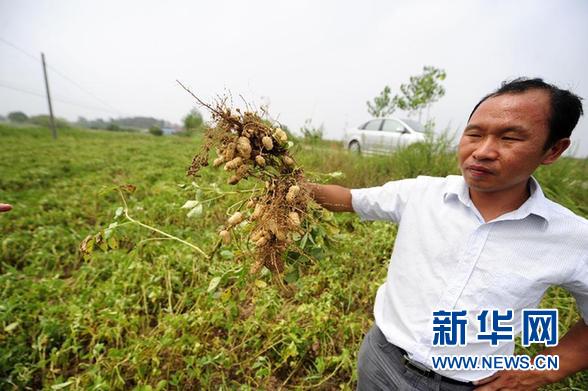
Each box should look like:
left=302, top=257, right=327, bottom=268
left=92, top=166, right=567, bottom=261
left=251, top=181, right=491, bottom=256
left=561, top=258, right=588, bottom=325
left=350, top=178, right=418, bottom=223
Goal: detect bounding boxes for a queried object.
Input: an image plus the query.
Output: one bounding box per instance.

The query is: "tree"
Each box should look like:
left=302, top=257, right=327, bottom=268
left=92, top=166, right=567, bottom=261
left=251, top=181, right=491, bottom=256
left=300, top=119, right=324, bottom=143
left=106, top=123, right=121, bottom=131
left=77, top=116, right=89, bottom=128
left=149, top=125, right=163, bottom=136
left=29, top=115, right=70, bottom=128
left=183, top=108, right=203, bottom=131
left=366, top=86, right=396, bottom=117
left=392, top=66, right=446, bottom=122
left=8, top=111, right=28, bottom=123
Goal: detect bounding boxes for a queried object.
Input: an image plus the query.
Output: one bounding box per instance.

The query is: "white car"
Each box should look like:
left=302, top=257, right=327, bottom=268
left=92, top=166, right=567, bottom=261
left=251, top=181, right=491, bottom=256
left=344, top=117, right=427, bottom=154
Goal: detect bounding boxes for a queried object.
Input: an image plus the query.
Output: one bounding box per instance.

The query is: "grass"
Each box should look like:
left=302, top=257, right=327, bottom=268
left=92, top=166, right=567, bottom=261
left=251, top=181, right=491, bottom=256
left=0, top=124, right=586, bottom=390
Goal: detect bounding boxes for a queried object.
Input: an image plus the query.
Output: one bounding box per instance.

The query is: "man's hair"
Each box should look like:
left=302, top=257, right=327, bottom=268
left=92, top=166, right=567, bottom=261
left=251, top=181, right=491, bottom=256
left=468, top=77, right=584, bottom=149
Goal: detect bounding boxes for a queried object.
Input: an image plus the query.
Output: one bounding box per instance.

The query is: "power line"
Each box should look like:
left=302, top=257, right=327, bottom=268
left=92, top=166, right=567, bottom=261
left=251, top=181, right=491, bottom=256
left=0, top=36, right=127, bottom=116
left=0, top=36, right=39, bottom=63
left=0, top=81, right=45, bottom=98
left=0, top=79, right=99, bottom=105
left=0, top=81, right=126, bottom=115
left=45, top=64, right=126, bottom=116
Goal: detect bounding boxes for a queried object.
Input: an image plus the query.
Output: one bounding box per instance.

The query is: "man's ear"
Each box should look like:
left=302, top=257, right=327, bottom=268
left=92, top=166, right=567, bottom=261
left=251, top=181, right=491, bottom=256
left=541, top=138, right=571, bottom=165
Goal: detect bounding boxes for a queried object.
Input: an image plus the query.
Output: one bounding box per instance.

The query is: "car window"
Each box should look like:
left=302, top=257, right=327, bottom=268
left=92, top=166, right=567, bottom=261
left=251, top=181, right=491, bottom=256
left=402, top=119, right=426, bottom=133
left=382, top=119, right=404, bottom=132
left=363, top=120, right=382, bottom=130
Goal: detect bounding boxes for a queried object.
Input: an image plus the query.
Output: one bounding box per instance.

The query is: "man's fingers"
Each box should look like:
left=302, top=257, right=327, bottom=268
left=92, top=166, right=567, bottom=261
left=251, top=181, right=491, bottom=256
left=473, top=375, right=504, bottom=391
left=474, top=383, right=499, bottom=391
left=0, top=203, right=12, bottom=212
left=473, top=372, right=501, bottom=386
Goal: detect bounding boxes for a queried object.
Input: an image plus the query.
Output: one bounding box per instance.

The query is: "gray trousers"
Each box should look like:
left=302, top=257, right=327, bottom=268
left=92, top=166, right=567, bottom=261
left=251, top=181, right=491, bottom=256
left=357, top=325, right=475, bottom=391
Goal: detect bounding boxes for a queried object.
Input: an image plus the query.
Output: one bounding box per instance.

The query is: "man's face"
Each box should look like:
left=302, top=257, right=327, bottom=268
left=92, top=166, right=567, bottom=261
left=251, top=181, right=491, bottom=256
left=458, top=89, right=560, bottom=195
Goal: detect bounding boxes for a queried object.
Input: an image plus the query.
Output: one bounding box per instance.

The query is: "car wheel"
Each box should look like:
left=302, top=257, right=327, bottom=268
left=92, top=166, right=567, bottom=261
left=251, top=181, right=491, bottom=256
left=348, top=141, right=361, bottom=154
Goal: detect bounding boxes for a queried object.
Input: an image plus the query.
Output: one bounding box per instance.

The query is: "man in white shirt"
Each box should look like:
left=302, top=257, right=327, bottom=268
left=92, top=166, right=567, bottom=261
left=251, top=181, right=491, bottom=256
left=307, top=78, right=587, bottom=390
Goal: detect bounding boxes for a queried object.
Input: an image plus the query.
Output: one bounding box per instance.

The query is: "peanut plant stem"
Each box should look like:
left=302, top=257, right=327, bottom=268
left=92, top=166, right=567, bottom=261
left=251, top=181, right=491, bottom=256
left=118, top=189, right=209, bottom=258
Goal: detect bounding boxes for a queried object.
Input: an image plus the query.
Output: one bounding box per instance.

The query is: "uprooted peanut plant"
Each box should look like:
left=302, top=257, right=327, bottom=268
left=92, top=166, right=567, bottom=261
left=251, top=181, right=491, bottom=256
left=180, top=83, right=312, bottom=275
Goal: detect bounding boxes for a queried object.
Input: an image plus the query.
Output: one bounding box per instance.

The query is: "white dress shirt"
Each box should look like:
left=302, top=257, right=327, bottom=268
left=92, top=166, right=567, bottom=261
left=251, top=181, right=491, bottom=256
left=350, top=175, right=588, bottom=382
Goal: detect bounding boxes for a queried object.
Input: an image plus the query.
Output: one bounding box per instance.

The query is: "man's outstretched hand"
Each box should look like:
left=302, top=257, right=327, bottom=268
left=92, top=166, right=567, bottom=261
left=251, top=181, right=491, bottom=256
left=303, top=183, right=353, bottom=212
left=0, top=203, right=12, bottom=213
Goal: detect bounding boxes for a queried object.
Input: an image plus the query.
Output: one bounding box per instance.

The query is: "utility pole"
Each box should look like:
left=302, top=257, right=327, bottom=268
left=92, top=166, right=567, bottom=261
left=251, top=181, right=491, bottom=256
left=41, top=52, right=57, bottom=139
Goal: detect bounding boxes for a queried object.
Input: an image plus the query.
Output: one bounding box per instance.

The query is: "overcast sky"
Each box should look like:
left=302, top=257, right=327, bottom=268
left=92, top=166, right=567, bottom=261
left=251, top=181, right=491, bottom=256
left=1, top=0, right=588, bottom=157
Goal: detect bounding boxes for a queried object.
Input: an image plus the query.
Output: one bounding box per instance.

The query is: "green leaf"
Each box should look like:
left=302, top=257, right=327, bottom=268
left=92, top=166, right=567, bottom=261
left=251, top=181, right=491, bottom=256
left=181, top=200, right=200, bottom=209
left=4, top=321, right=19, bottom=333
left=300, top=233, right=309, bottom=249
left=80, top=236, right=95, bottom=256
left=254, top=279, right=267, bottom=288
left=210, top=183, right=221, bottom=193
left=207, top=277, right=221, bottom=293
left=281, top=341, right=298, bottom=360
left=98, top=239, right=109, bottom=251
left=220, top=250, right=234, bottom=259
left=310, top=247, right=324, bottom=259
left=51, top=381, right=73, bottom=390
left=115, top=206, right=124, bottom=218
left=186, top=204, right=203, bottom=218
left=92, top=343, right=105, bottom=356
left=284, top=268, right=299, bottom=284
left=108, top=236, right=119, bottom=250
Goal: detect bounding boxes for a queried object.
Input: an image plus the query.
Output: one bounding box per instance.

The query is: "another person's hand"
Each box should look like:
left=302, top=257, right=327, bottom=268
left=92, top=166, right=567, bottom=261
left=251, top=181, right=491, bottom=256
left=0, top=203, right=12, bottom=213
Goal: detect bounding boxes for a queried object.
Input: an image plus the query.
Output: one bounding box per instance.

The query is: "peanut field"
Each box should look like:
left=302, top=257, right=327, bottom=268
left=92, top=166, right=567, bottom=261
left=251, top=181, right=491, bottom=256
left=1, top=124, right=586, bottom=390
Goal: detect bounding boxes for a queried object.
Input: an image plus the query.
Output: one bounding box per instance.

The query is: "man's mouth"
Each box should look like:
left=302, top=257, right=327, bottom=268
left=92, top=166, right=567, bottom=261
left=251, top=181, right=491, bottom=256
left=467, top=165, right=494, bottom=177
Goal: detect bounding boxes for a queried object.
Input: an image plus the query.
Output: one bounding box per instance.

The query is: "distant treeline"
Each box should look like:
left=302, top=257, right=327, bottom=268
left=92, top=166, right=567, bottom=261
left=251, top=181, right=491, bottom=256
left=2, top=112, right=71, bottom=129
left=2, top=111, right=179, bottom=132
left=76, top=116, right=177, bottom=131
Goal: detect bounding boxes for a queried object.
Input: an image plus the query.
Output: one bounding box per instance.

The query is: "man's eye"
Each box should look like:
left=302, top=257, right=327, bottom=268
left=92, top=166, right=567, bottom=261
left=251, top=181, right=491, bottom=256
left=466, top=133, right=481, bottom=138
left=502, top=137, right=520, bottom=141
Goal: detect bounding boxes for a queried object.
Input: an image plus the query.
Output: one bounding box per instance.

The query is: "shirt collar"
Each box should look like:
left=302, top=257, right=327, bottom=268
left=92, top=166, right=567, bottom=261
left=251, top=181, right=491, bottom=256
left=443, top=175, right=551, bottom=225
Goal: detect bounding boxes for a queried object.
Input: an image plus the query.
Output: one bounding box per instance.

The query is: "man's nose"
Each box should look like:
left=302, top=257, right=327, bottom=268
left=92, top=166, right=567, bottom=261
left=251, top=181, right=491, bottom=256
left=472, top=137, right=499, bottom=160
